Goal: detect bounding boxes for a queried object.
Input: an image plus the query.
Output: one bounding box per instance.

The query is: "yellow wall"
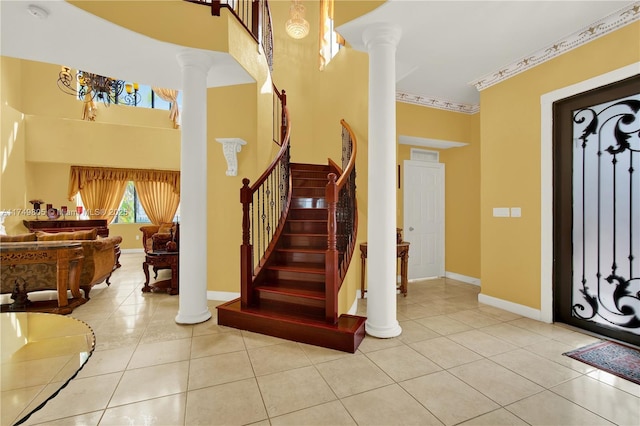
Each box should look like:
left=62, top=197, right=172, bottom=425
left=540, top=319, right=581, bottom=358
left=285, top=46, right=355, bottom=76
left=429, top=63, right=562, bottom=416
left=480, top=22, right=640, bottom=309
left=0, top=54, right=266, bottom=297
left=0, top=57, right=28, bottom=235
left=396, top=103, right=480, bottom=279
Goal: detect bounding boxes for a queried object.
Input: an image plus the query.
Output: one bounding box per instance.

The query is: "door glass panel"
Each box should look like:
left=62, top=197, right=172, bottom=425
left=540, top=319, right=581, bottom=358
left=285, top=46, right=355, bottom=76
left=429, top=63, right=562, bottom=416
left=572, top=94, right=640, bottom=334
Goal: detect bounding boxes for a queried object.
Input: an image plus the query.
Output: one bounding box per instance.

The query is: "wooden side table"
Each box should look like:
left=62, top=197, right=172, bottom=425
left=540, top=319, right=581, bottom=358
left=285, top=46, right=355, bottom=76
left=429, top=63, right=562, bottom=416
left=360, top=242, right=410, bottom=298
left=0, top=241, right=85, bottom=314
left=143, top=250, right=179, bottom=295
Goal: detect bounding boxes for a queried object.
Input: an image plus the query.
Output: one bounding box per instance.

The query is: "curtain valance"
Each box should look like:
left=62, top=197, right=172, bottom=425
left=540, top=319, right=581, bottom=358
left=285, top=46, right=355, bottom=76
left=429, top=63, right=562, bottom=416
left=68, top=166, right=180, bottom=201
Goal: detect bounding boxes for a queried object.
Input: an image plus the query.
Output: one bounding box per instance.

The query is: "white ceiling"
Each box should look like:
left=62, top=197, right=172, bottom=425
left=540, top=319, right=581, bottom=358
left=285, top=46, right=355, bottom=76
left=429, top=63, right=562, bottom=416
left=1, top=0, right=638, bottom=111
left=338, top=0, right=637, bottom=112
left=0, top=0, right=254, bottom=89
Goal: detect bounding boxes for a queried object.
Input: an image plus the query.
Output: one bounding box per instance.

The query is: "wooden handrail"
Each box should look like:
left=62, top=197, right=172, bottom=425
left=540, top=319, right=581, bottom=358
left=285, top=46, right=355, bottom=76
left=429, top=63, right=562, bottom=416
left=250, top=92, right=289, bottom=192
left=325, top=119, right=358, bottom=323
left=240, top=88, right=290, bottom=307
left=336, top=119, right=357, bottom=191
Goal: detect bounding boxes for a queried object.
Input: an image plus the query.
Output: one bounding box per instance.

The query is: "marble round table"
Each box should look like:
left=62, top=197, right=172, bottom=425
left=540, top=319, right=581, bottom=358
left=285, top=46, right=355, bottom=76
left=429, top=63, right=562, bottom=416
left=1, top=312, right=95, bottom=425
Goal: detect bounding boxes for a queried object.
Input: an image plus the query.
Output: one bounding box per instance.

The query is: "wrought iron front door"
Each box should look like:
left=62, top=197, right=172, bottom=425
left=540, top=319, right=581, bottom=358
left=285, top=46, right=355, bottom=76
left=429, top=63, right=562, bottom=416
left=554, top=75, right=639, bottom=346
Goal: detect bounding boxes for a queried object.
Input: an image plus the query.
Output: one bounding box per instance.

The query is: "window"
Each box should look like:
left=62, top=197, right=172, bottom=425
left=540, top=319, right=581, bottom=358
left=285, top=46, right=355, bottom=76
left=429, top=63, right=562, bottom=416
left=113, top=181, right=149, bottom=224
left=77, top=181, right=179, bottom=224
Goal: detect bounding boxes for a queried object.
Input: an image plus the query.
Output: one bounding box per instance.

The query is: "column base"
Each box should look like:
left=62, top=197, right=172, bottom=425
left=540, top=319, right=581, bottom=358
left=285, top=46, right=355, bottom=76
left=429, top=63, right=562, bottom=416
left=365, top=320, right=402, bottom=338
left=175, top=309, right=212, bottom=325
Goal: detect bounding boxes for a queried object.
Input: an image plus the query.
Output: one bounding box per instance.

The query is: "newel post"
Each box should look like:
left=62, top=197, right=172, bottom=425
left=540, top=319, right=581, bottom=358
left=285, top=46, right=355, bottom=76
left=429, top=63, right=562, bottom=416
left=325, top=173, right=339, bottom=324
left=240, top=178, right=253, bottom=307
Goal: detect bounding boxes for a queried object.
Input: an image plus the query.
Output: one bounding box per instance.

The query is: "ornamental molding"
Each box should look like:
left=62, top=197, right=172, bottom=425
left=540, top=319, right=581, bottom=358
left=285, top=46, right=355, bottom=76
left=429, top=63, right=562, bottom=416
left=396, top=2, right=640, bottom=115
left=216, top=138, right=247, bottom=176
left=470, top=3, right=640, bottom=91
left=396, top=92, right=479, bottom=114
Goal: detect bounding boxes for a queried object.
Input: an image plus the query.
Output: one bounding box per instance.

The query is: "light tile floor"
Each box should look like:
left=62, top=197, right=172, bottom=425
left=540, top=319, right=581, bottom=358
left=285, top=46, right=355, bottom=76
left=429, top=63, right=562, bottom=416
left=4, top=252, right=640, bottom=425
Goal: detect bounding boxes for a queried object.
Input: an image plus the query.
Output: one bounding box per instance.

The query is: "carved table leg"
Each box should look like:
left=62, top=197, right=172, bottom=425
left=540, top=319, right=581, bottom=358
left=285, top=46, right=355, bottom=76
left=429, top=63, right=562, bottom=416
left=142, top=260, right=151, bottom=292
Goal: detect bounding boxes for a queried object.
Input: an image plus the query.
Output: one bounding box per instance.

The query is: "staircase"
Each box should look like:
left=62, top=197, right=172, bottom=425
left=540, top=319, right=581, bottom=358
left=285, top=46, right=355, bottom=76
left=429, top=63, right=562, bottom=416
left=217, top=163, right=366, bottom=353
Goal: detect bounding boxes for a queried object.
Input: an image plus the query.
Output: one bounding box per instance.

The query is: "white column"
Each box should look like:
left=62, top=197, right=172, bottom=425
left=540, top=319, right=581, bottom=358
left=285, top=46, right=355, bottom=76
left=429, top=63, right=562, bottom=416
left=363, top=24, right=402, bottom=338
left=175, top=50, right=214, bottom=324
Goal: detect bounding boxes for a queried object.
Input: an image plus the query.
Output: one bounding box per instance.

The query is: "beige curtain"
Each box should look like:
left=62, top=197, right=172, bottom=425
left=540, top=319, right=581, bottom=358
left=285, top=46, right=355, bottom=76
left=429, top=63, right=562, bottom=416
left=134, top=180, right=180, bottom=225
left=318, top=0, right=344, bottom=71
left=79, top=179, right=127, bottom=223
left=81, top=92, right=97, bottom=121
left=68, top=166, right=180, bottom=200
left=152, top=87, right=180, bottom=129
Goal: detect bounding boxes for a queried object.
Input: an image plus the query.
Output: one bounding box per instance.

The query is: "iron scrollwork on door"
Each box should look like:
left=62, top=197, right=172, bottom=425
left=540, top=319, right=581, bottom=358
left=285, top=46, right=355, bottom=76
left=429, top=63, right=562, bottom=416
left=572, top=96, right=640, bottom=332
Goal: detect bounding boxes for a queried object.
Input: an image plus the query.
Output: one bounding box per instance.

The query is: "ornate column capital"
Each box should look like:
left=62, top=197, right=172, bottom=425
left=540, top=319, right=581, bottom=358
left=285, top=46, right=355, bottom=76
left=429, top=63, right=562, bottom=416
left=216, top=138, right=247, bottom=176
left=362, top=23, right=402, bottom=50
left=176, top=50, right=216, bottom=73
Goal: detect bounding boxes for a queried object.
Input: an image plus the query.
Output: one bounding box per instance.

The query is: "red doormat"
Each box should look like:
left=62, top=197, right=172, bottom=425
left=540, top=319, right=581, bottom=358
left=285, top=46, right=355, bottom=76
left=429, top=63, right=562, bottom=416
left=563, top=341, right=640, bottom=385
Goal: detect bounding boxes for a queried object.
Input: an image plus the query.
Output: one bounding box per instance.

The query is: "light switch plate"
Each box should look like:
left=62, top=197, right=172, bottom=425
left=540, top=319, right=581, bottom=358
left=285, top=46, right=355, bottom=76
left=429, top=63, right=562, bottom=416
left=511, top=207, right=522, bottom=217
left=493, top=207, right=510, bottom=217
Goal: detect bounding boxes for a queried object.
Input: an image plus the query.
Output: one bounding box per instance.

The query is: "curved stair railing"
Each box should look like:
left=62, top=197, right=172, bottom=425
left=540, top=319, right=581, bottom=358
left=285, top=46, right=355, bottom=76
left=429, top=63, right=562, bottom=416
left=187, top=0, right=274, bottom=70
left=240, top=90, right=290, bottom=307
left=325, top=120, right=358, bottom=323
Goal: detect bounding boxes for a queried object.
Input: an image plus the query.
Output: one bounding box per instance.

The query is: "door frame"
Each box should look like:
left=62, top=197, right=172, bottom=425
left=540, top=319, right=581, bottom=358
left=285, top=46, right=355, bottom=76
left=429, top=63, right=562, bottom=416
left=540, top=62, right=639, bottom=323
left=403, top=159, right=445, bottom=279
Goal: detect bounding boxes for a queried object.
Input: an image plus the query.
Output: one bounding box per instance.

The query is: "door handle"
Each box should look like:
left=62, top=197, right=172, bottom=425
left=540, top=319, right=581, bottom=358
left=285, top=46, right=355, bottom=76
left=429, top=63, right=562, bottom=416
left=409, top=227, right=414, bottom=231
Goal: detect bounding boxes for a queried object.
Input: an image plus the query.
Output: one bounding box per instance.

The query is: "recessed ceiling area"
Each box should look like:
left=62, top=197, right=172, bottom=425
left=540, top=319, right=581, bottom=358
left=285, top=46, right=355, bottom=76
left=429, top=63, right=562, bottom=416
left=1, top=1, right=638, bottom=111
left=337, top=1, right=638, bottom=112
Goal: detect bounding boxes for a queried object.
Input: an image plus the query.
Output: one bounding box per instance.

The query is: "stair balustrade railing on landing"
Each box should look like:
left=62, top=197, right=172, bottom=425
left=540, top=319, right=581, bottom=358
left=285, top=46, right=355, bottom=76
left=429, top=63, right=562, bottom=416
left=240, top=90, right=290, bottom=308
left=186, top=0, right=274, bottom=71
left=325, top=120, right=358, bottom=323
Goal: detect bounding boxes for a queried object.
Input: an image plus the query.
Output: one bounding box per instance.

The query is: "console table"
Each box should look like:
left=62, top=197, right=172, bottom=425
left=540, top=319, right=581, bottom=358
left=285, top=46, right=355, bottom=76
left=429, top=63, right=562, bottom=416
left=23, top=219, right=109, bottom=237
left=360, top=242, right=410, bottom=298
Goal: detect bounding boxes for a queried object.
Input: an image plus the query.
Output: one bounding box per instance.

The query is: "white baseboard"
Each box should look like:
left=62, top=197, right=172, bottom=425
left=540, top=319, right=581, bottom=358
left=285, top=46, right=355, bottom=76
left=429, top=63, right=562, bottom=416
left=445, top=271, right=481, bottom=286
left=207, top=291, right=240, bottom=302
left=348, top=292, right=360, bottom=315
left=120, top=248, right=144, bottom=254
left=478, top=293, right=544, bottom=322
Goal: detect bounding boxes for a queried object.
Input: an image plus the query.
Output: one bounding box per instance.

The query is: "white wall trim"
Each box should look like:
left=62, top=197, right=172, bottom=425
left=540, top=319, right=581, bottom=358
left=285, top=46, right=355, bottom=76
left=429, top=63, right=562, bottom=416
left=445, top=271, right=481, bottom=286
left=478, top=293, right=542, bottom=322
left=120, top=248, right=144, bottom=254
left=207, top=291, right=240, bottom=302
left=348, top=292, right=360, bottom=315
left=539, top=61, right=640, bottom=324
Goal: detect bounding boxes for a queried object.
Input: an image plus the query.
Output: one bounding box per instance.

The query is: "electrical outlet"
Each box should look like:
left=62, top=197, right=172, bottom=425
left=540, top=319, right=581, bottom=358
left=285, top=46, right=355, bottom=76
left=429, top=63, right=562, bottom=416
left=135, top=235, right=140, bottom=240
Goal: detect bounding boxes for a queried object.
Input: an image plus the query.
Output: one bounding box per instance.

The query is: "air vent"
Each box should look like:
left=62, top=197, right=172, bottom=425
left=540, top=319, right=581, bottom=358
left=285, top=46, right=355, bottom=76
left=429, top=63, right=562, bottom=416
left=410, top=148, right=439, bottom=162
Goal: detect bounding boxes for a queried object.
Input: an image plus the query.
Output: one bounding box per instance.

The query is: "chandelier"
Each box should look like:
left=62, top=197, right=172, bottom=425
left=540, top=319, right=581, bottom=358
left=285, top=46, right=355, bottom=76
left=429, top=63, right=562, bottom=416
left=57, top=66, right=141, bottom=106
left=285, top=0, right=309, bottom=39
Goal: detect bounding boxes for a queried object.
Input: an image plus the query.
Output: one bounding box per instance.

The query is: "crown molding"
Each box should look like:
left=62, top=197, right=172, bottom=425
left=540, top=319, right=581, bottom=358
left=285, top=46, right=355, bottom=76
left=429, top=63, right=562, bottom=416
left=396, top=3, right=639, bottom=115
left=470, top=3, right=640, bottom=91
left=396, top=91, right=480, bottom=114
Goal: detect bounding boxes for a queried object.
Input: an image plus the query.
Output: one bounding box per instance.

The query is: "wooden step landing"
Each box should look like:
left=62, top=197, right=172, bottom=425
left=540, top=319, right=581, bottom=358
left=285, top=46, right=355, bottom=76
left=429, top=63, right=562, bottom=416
left=217, top=298, right=366, bottom=353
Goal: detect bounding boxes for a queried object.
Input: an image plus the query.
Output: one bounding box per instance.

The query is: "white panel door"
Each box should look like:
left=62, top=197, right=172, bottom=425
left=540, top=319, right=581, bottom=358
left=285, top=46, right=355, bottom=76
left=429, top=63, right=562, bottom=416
left=403, top=160, right=444, bottom=279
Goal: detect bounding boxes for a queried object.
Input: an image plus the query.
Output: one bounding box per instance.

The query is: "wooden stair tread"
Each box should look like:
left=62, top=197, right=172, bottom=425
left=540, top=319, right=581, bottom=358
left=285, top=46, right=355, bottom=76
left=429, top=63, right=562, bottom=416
left=276, top=248, right=325, bottom=254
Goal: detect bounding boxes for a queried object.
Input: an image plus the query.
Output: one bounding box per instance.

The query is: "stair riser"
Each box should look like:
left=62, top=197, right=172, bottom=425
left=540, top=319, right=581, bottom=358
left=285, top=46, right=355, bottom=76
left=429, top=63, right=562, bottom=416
left=257, top=291, right=325, bottom=308
left=288, top=221, right=327, bottom=234
left=291, top=163, right=331, bottom=171
left=292, top=187, right=325, bottom=198
left=292, top=178, right=327, bottom=188
left=292, top=171, right=331, bottom=179
left=291, top=197, right=327, bottom=208
left=276, top=251, right=325, bottom=264
left=217, top=299, right=366, bottom=353
left=283, top=235, right=327, bottom=249
left=267, top=269, right=325, bottom=283
left=289, top=209, right=327, bottom=220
